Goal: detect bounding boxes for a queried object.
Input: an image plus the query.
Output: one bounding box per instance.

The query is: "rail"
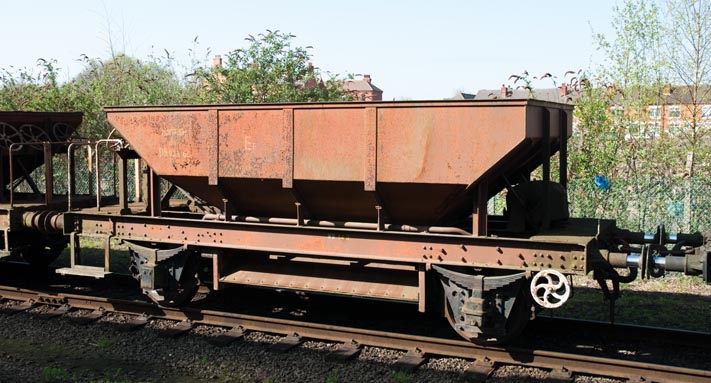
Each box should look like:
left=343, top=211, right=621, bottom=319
left=0, top=284, right=708, bottom=382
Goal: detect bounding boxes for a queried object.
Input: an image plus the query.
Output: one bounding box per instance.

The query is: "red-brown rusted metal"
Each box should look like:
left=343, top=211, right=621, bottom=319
left=68, top=212, right=590, bottom=274
left=106, top=100, right=572, bottom=227
left=0, top=111, right=81, bottom=196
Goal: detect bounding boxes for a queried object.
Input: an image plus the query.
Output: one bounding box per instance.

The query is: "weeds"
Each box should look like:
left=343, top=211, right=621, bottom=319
left=390, top=371, right=412, bottom=383
left=96, top=338, right=113, bottom=348
left=41, top=366, right=72, bottom=383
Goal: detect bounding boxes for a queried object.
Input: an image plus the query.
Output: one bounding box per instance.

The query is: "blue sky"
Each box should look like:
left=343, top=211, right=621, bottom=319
left=2, top=1, right=616, bottom=100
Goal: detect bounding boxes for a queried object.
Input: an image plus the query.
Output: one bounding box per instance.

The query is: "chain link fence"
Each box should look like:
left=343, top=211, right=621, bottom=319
left=13, top=153, right=711, bottom=234
left=12, top=148, right=189, bottom=203
left=489, top=177, right=711, bottom=233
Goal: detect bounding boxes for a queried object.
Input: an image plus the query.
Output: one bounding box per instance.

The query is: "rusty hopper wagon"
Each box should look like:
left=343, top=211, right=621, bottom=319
left=1, top=100, right=708, bottom=344
left=0, top=111, right=81, bottom=265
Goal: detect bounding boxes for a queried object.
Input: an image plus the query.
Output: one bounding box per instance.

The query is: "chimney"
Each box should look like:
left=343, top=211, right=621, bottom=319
left=663, top=84, right=672, bottom=95
left=307, top=62, right=314, bottom=74
left=363, top=74, right=371, bottom=84
left=501, top=84, right=507, bottom=98
left=560, top=83, right=568, bottom=97
left=212, top=55, right=222, bottom=68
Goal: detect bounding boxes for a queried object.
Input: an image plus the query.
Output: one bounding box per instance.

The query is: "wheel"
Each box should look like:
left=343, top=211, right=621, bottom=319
left=434, top=265, right=532, bottom=345
left=143, top=255, right=200, bottom=307
left=19, top=236, right=67, bottom=267
left=444, top=283, right=531, bottom=345
left=128, top=244, right=200, bottom=307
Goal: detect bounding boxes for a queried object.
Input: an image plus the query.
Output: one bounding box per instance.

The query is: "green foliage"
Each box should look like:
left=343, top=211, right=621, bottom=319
left=1, top=30, right=351, bottom=140
left=662, top=0, right=711, bottom=176
left=95, top=337, right=113, bottom=348
left=68, top=54, right=189, bottom=139
left=390, top=371, right=412, bottom=383
left=0, top=59, right=74, bottom=112
left=41, top=366, right=72, bottom=383
left=192, top=30, right=351, bottom=103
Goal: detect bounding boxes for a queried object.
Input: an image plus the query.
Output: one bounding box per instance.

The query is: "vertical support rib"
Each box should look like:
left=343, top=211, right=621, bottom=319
left=149, top=169, right=161, bottom=217
left=418, top=266, right=426, bottom=313
left=67, top=144, right=76, bottom=210
left=118, top=154, right=129, bottom=214
left=208, top=109, right=219, bottom=186
left=134, top=159, right=142, bottom=203
left=0, top=157, right=5, bottom=203
left=213, top=251, right=222, bottom=291
left=9, top=144, right=15, bottom=207
left=283, top=108, right=294, bottom=189
left=364, top=107, right=377, bottom=191
left=559, top=109, right=568, bottom=189
left=541, top=108, right=551, bottom=230
left=104, top=235, right=111, bottom=272
left=95, top=143, right=102, bottom=210
left=70, top=232, right=81, bottom=267
left=473, top=180, right=488, bottom=236
left=43, top=143, right=54, bottom=205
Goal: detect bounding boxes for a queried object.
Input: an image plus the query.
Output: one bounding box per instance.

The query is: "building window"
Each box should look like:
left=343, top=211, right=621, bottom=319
left=646, top=121, right=660, bottom=138
left=668, top=121, right=682, bottom=136
left=648, top=106, right=661, bottom=119
left=702, top=105, right=711, bottom=119
left=669, top=105, right=681, bottom=119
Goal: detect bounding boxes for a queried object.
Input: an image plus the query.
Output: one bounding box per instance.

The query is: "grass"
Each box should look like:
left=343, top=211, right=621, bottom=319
left=41, top=367, right=72, bottom=383
left=390, top=371, right=412, bottom=383
left=95, top=338, right=113, bottom=348
left=544, top=273, right=711, bottom=332
left=51, top=236, right=131, bottom=274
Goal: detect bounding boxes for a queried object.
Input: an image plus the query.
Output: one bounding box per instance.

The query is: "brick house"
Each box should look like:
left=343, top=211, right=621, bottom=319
left=343, top=75, right=383, bottom=101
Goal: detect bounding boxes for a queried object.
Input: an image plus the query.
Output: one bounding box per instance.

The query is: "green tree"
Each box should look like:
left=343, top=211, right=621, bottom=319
left=0, top=59, right=74, bottom=112
left=663, top=0, right=711, bottom=176
left=69, top=54, right=189, bottom=139
left=192, top=30, right=350, bottom=103
left=570, top=0, right=670, bottom=229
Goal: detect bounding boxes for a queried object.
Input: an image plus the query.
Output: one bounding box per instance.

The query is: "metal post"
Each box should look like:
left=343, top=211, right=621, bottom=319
left=541, top=108, right=551, bottom=230
left=9, top=143, right=17, bottom=207
left=118, top=154, right=130, bottom=214
left=0, top=157, right=5, bottom=203
left=95, top=143, right=101, bottom=210
left=135, top=159, right=141, bottom=203
left=559, top=110, right=568, bottom=189
left=67, top=144, right=76, bottom=210
left=43, top=142, right=53, bottom=205
left=473, top=180, right=488, bottom=236
left=70, top=232, right=81, bottom=267
left=149, top=169, right=161, bottom=217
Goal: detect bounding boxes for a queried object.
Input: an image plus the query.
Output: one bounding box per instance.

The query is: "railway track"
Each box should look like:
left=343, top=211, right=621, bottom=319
left=0, top=283, right=708, bottom=383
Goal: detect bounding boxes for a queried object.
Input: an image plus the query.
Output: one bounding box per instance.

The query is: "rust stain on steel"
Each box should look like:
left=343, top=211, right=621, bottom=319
left=83, top=215, right=587, bottom=273
left=217, top=109, right=289, bottom=179
left=219, top=260, right=418, bottom=302
left=107, top=111, right=207, bottom=176
left=377, top=106, right=526, bottom=184
left=105, top=100, right=573, bottom=226
left=282, top=108, right=294, bottom=188
left=363, top=107, right=377, bottom=191
left=294, top=108, right=366, bottom=181
left=208, top=109, right=219, bottom=185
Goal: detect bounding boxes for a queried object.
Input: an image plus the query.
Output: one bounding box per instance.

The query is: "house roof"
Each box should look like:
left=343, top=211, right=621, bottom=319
left=660, top=85, right=711, bottom=105
left=449, top=92, right=476, bottom=100
left=343, top=75, right=383, bottom=93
